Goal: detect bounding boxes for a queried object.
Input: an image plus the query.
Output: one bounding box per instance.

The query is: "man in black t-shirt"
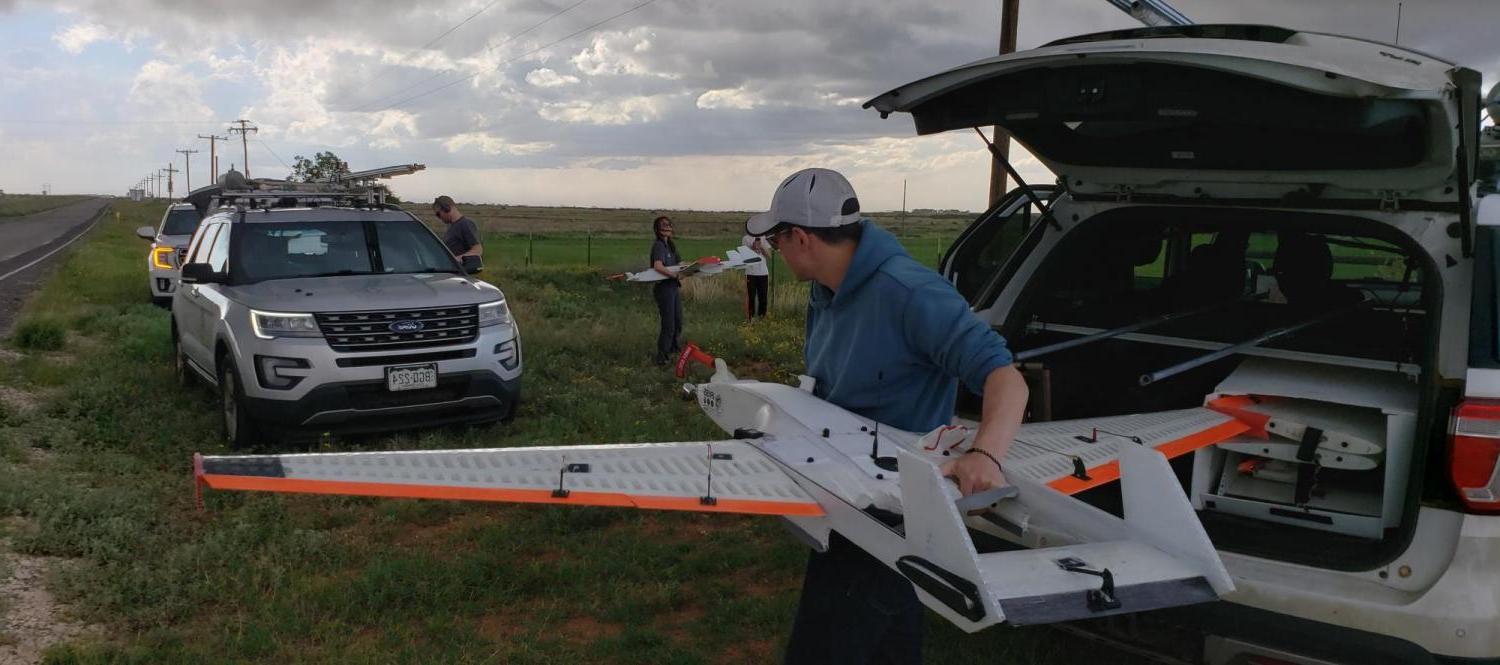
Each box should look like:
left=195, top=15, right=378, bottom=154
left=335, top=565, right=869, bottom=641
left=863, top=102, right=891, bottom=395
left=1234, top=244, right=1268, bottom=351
left=649, top=215, right=682, bottom=365
left=432, top=195, right=483, bottom=259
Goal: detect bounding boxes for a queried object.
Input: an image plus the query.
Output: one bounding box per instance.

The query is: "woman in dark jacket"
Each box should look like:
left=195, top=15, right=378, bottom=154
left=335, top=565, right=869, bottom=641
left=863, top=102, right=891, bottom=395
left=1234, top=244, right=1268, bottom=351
left=649, top=215, right=683, bottom=365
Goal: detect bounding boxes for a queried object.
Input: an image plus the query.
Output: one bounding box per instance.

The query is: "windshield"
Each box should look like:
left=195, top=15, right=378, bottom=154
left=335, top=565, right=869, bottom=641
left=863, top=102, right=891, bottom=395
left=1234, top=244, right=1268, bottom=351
left=231, top=219, right=459, bottom=284
left=162, top=208, right=202, bottom=236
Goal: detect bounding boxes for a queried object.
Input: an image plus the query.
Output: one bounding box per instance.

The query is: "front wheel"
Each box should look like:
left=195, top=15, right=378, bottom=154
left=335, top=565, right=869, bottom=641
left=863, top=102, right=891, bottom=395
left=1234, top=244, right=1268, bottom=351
left=218, top=361, right=264, bottom=449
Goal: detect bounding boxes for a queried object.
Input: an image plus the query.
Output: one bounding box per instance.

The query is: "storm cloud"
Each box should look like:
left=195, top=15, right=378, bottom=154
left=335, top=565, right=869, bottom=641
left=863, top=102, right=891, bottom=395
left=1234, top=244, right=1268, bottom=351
left=1, top=0, right=1497, bottom=209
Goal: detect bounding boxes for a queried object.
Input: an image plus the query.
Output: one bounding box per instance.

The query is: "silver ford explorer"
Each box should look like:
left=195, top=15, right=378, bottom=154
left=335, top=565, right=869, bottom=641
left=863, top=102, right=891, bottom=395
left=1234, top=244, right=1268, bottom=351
left=171, top=186, right=520, bottom=448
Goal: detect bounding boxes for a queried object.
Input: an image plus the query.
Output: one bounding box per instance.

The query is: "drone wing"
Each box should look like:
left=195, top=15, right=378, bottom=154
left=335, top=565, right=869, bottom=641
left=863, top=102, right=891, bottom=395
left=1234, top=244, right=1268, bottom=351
left=195, top=440, right=824, bottom=517
left=614, top=247, right=762, bottom=283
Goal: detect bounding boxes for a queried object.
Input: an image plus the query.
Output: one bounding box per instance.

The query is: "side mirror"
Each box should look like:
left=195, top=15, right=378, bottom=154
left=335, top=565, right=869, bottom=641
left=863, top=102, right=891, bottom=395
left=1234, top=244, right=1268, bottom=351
left=461, top=255, right=483, bottom=275
left=180, top=263, right=225, bottom=285
left=136, top=226, right=157, bottom=240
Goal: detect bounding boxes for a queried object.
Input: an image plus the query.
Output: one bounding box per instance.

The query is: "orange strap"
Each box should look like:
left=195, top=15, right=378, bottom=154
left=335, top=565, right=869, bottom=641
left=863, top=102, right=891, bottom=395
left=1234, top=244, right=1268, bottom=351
left=1046, top=419, right=1250, bottom=495
left=1205, top=395, right=1271, bottom=439
left=199, top=473, right=825, bottom=517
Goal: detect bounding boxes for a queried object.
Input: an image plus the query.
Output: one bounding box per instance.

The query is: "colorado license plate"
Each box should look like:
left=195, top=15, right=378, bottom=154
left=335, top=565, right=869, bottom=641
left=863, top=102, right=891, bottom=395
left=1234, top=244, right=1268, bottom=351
left=385, top=363, right=437, bottom=391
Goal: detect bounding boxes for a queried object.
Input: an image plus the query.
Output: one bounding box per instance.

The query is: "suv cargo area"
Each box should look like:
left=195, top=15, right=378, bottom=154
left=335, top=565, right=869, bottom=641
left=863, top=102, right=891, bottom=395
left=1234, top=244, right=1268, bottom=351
left=996, top=207, right=1436, bottom=568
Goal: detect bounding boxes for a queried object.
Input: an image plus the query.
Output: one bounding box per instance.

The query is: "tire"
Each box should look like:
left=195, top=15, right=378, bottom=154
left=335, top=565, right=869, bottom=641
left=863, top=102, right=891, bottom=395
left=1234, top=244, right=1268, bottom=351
left=218, top=360, right=264, bottom=450
left=152, top=296, right=172, bottom=308
left=173, top=333, right=194, bottom=389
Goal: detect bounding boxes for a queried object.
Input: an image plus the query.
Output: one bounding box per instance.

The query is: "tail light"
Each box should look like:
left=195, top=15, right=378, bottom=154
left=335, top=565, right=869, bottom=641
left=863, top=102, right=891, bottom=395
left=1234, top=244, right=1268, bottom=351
left=1450, top=399, right=1500, bottom=512
left=151, top=244, right=175, bottom=269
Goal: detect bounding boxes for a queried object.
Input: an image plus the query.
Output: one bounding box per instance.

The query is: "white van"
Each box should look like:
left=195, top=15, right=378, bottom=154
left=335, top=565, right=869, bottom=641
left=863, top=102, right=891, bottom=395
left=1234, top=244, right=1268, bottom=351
left=869, top=24, right=1494, bottom=664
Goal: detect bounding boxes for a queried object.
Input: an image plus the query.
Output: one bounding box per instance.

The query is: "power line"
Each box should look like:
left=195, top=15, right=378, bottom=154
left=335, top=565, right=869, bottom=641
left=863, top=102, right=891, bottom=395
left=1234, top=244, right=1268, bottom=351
left=258, top=138, right=291, bottom=172
left=351, top=0, right=597, bottom=113
left=419, top=0, right=505, bottom=51
left=0, top=119, right=233, bottom=126
left=373, top=0, right=659, bottom=114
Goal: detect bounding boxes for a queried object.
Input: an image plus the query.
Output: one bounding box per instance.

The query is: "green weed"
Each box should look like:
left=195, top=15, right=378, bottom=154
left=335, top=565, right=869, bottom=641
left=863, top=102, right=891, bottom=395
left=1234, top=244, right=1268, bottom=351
left=12, top=318, right=66, bottom=351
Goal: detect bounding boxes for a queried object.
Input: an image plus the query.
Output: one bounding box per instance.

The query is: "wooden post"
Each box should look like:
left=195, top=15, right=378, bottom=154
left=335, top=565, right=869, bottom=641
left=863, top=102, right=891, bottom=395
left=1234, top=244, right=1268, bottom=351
left=587, top=232, right=592, bottom=266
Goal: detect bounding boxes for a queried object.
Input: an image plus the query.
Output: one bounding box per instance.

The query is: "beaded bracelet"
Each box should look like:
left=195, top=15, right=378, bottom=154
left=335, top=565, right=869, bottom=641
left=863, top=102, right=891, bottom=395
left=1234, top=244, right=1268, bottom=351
left=965, top=447, right=1003, bottom=473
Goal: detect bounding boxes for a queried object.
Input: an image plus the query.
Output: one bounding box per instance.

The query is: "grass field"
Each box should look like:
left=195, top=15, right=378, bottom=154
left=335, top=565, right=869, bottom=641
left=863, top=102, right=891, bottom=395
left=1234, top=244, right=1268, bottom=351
left=0, top=194, right=93, bottom=218
left=0, top=201, right=1144, bottom=664
left=421, top=202, right=968, bottom=271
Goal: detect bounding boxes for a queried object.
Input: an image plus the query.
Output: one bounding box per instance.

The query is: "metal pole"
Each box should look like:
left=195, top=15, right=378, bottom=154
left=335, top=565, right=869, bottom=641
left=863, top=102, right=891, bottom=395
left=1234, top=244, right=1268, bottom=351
left=1138, top=301, right=1366, bottom=386
left=987, top=0, right=1021, bottom=208
left=1016, top=295, right=1265, bottom=362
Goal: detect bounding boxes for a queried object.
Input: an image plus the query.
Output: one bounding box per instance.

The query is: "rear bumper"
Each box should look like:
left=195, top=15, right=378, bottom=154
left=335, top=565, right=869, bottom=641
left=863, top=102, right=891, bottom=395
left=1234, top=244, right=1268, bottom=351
left=241, top=369, right=519, bottom=436
left=1064, top=509, right=1500, bottom=664
left=1065, top=600, right=1483, bottom=665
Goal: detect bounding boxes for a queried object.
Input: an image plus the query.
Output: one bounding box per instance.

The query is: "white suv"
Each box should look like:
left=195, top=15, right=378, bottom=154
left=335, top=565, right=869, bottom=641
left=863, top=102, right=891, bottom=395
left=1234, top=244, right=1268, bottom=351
left=135, top=202, right=203, bottom=306
left=870, top=24, right=1494, bottom=664
left=172, top=186, right=520, bottom=448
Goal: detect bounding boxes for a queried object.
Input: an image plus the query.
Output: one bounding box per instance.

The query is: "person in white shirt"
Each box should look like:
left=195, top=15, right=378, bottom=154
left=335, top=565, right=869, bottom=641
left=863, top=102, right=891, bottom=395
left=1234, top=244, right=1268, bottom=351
left=741, top=230, right=772, bottom=319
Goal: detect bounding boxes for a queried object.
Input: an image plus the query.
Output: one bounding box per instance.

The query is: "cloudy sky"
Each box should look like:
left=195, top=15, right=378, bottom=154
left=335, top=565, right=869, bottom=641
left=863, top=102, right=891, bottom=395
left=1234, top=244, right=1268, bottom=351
left=0, top=0, right=1496, bottom=211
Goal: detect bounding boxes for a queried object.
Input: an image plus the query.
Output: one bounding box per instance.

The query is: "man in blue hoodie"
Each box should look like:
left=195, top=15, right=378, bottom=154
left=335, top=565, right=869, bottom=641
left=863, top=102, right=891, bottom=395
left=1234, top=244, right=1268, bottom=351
left=747, top=168, right=1028, bottom=664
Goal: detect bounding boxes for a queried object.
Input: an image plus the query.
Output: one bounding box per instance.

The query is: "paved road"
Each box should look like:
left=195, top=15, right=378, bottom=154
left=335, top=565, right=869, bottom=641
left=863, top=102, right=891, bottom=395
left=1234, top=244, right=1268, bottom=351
left=0, top=197, right=111, bottom=334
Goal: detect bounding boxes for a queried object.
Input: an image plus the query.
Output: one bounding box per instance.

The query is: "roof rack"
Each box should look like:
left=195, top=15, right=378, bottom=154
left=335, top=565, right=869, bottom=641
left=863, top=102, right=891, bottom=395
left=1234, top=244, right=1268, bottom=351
left=183, top=163, right=426, bottom=217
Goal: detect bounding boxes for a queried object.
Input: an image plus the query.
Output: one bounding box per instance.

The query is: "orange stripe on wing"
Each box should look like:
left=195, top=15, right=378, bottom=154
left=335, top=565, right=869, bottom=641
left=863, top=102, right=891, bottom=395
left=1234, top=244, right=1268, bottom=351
left=1206, top=395, right=1271, bottom=438
left=200, top=474, right=825, bottom=517
left=1046, top=419, right=1250, bottom=495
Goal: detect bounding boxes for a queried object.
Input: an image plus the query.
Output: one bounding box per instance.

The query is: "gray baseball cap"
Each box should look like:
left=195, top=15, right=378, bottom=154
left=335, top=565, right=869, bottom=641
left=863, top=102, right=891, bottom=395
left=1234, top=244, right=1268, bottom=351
left=745, top=168, right=862, bottom=236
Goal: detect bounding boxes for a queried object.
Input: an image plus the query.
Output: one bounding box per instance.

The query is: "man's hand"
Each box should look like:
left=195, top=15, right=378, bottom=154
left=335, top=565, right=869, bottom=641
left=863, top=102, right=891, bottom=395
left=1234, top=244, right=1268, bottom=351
left=940, top=448, right=1007, bottom=497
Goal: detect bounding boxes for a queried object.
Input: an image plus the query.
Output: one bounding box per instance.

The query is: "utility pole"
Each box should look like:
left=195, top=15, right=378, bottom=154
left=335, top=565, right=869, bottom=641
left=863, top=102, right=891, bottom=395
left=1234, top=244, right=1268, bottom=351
left=164, top=164, right=179, bottom=199
left=228, top=119, right=258, bottom=178
left=157, top=169, right=166, bottom=198
left=176, top=149, right=199, bottom=192
left=987, top=0, right=1021, bottom=208
left=198, top=133, right=228, bottom=183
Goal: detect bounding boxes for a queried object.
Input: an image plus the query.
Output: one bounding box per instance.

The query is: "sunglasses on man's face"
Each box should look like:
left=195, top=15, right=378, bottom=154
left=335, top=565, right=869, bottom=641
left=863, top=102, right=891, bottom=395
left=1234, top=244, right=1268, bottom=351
left=766, top=227, right=794, bottom=250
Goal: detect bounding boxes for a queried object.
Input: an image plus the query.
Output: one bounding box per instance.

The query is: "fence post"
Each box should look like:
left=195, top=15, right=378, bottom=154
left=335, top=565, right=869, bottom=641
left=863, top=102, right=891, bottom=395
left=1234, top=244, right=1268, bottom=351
left=528, top=232, right=534, bottom=266
left=769, top=252, right=776, bottom=312
left=587, top=232, right=592, bottom=266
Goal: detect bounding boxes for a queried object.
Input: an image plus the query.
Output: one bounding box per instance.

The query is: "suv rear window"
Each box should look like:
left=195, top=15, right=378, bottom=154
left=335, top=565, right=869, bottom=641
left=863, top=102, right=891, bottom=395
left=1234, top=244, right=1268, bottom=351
left=1008, top=210, right=1428, bottom=420
left=231, top=219, right=458, bottom=284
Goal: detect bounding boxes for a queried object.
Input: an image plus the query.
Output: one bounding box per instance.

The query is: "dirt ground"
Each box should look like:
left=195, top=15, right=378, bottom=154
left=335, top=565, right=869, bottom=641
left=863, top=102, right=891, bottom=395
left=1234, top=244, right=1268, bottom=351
left=0, top=536, right=100, bottom=664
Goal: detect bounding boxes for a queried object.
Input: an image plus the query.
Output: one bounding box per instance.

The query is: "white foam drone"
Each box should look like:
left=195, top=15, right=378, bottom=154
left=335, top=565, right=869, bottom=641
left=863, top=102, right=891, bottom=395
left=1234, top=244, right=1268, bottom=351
left=195, top=346, right=1249, bottom=630
left=607, top=246, right=765, bottom=282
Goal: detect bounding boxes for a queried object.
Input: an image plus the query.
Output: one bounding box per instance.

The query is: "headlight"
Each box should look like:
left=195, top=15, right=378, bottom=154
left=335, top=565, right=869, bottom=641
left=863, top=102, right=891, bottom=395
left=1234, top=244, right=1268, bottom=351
left=151, top=245, right=174, bottom=269
left=477, top=299, right=511, bottom=327
left=250, top=310, right=322, bottom=339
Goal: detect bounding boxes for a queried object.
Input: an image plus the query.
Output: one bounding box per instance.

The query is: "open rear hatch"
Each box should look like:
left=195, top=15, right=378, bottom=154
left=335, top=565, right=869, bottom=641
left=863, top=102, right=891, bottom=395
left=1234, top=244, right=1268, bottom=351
left=865, top=24, right=1481, bottom=209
